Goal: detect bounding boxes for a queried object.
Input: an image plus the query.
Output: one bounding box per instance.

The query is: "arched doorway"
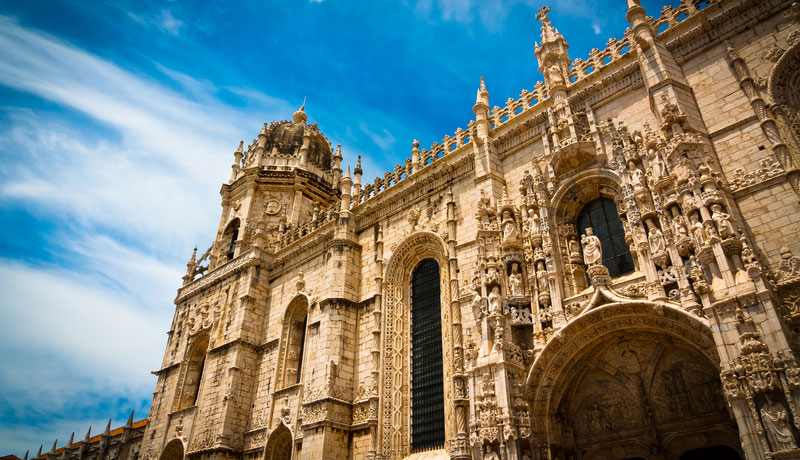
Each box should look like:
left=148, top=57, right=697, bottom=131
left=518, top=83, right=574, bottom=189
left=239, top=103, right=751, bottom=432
left=527, top=302, right=742, bottom=460
left=264, top=424, right=292, bottom=460
left=158, top=439, right=184, bottom=460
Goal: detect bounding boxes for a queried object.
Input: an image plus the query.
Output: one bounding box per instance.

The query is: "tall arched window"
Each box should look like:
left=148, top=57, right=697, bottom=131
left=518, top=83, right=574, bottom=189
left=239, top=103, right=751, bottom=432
left=577, top=198, right=634, bottom=278
left=279, top=297, right=308, bottom=389
left=177, top=335, right=208, bottom=410
left=410, top=259, right=445, bottom=451
left=222, top=219, right=240, bottom=261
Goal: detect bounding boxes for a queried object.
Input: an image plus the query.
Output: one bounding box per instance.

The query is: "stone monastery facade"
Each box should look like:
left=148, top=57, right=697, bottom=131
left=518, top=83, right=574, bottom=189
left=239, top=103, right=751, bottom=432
left=46, top=0, right=800, bottom=459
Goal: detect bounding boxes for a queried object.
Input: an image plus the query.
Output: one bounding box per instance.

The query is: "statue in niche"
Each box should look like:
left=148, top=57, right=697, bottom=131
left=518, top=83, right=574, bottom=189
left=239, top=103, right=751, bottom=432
left=536, top=260, right=549, bottom=293
left=689, top=213, right=706, bottom=246
left=761, top=393, right=797, bottom=451
left=629, top=161, right=645, bottom=190
left=488, top=285, right=503, bottom=315
left=651, top=152, right=667, bottom=180
left=634, top=222, right=648, bottom=245
left=509, top=263, right=524, bottom=296
left=672, top=214, right=688, bottom=239
left=711, top=204, right=736, bottom=240
left=647, top=223, right=666, bottom=254
left=528, top=213, right=541, bottom=236
left=546, top=61, right=564, bottom=87
left=502, top=210, right=518, bottom=241
left=581, top=227, right=602, bottom=266
left=568, top=237, right=581, bottom=259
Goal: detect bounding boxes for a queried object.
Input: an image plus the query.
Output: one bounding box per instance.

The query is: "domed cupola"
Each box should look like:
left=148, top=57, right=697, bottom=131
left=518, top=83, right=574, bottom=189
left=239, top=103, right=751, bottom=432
left=262, top=105, right=333, bottom=171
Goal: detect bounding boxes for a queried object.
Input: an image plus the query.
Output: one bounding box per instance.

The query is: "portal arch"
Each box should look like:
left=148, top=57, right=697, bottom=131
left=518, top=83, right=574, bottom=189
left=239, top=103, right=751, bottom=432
left=264, top=423, right=292, bottom=460
left=158, top=439, right=184, bottom=460
left=526, top=301, right=741, bottom=459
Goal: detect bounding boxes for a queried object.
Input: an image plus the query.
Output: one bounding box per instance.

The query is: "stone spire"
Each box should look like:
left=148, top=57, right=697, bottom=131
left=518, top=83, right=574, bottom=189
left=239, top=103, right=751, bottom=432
left=84, top=426, right=92, bottom=442
left=534, top=5, right=571, bottom=93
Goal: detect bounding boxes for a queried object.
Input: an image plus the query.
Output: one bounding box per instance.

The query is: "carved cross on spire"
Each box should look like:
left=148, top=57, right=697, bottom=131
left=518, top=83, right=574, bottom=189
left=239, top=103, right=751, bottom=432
left=536, top=6, right=551, bottom=23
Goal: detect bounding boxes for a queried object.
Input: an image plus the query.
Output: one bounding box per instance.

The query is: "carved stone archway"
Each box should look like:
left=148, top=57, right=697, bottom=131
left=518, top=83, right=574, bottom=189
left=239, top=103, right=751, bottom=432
left=526, top=301, right=741, bottom=460
left=158, top=439, right=184, bottom=460
left=380, top=231, right=455, bottom=459
left=769, top=41, right=800, bottom=153
left=264, top=423, right=292, bottom=460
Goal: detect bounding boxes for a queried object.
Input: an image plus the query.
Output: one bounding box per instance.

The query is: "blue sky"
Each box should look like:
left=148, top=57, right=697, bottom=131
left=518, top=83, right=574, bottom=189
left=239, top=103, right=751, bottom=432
left=0, top=0, right=677, bottom=455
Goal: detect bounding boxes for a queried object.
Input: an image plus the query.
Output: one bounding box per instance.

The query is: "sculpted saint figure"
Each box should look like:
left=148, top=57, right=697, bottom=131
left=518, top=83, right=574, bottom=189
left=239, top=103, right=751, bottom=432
left=536, top=260, right=549, bottom=293
left=581, top=227, right=602, bottom=266
left=488, top=285, right=502, bottom=315
left=648, top=224, right=666, bottom=254
left=568, top=237, right=581, bottom=258
left=652, top=153, right=667, bottom=179
left=502, top=211, right=518, bottom=241
left=672, top=214, right=688, bottom=239
left=761, top=393, right=797, bottom=451
left=529, top=214, right=541, bottom=236
left=509, top=263, right=524, bottom=296
left=711, top=204, right=735, bottom=240
left=629, top=162, right=645, bottom=190
left=547, top=62, right=564, bottom=86
left=689, top=213, right=706, bottom=245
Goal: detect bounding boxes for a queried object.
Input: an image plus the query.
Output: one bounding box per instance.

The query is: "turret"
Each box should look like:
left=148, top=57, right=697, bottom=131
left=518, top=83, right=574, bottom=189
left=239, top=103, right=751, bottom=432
left=341, top=166, right=353, bottom=212
left=230, top=141, right=243, bottom=183
left=472, top=77, right=491, bottom=139
left=353, top=155, right=363, bottom=200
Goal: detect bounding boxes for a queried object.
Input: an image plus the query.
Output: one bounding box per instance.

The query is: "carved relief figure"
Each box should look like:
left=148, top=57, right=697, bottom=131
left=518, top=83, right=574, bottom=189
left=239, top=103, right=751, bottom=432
left=581, top=227, right=602, bottom=266
left=536, top=260, right=549, bottom=293
left=672, top=214, right=688, bottom=239
left=689, top=213, right=706, bottom=246
left=761, top=393, right=797, bottom=451
left=648, top=224, right=666, bottom=254
left=529, top=214, right=541, bottom=236
left=629, top=162, right=645, bottom=190
left=509, top=263, right=524, bottom=296
left=547, top=61, right=564, bottom=86
left=488, top=285, right=503, bottom=315
left=503, top=211, right=518, bottom=241
left=711, top=204, right=735, bottom=240
left=568, top=237, right=581, bottom=259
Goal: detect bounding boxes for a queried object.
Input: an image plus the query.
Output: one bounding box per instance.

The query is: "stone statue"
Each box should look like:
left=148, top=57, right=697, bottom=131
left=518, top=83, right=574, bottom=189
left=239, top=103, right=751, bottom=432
left=689, top=213, right=706, bottom=245
left=629, top=162, right=645, bottom=190
left=509, top=263, right=524, bottom=296
left=547, top=62, right=564, bottom=86
left=651, top=152, right=667, bottom=180
left=761, top=393, right=797, bottom=451
left=536, top=260, right=549, bottom=292
left=581, top=227, right=602, bottom=266
left=648, top=225, right=666, bottom=254
left=672, top=214, right=688, bottom=239
left=502, top=210, right=518, bottom=241
left=568, top=237, right=581, bottom=259
left=529, top=214, right=541, bottom=236
left=711, top=204, right=735, bottom=240
left=488, top=285, right=502, bottom=315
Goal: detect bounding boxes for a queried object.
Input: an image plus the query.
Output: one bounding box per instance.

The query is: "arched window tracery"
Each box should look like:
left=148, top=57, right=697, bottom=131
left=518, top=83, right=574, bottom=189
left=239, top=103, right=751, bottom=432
left=278, top=297, right=309, bottom=389
left=577, top=198, right=635, bottom=278
left=410, top=258, right=445, bottom=451
left=222, top=219, right=240, bottom=261
left=176, top=335, right=208, bottom=410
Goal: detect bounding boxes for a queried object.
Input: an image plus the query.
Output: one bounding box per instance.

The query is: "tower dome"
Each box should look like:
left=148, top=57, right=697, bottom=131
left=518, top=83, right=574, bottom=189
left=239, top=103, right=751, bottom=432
left=262, top=106, right=332, bottom=171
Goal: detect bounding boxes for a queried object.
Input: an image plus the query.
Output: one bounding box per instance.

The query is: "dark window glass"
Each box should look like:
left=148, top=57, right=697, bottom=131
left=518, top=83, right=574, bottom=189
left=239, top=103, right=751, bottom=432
left=410, top=259, right=445, bottom=451
left=296, top=315, right=307, bottom=384
left=577, top=198, right=635, bottom=278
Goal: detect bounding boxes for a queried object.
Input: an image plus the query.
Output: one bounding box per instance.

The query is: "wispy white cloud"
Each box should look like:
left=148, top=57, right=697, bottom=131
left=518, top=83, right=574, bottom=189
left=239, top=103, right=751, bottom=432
left=359, top=122, right=396, bottom=152
left=127, top=9, right=184, bottom=36
left=0, top=14, right=291, bottom=455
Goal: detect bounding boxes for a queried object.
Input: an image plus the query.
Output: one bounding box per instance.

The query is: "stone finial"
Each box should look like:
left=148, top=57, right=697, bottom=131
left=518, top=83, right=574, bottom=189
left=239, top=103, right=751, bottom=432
left=67, top=432, right=74, bottom=447
left=334, top=144, right=342, bottom=160
left=126, top=410, right=134, bottom=427
left=37, top=446, right=42, bottom=459
left=259, top=122, right=268, bottom=136
left=84, top=427, right=92, bottom=441
left=292, top=104, right=307, bottom=124
left=104, top=419, right=111, bottom=434
left=50, top=440, right=57, bottom=454
left=24, top=450, right=28, bottom=460
left=354, top=155, right=362, bottom=176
